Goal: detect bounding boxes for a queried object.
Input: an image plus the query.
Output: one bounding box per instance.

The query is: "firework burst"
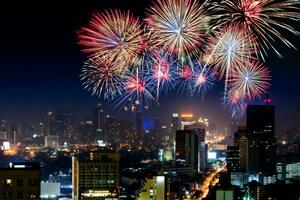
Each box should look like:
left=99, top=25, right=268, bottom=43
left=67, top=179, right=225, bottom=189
left=229, top=59, right=271, bottom=100
left=223, top=89, right=247, bottom=118
left=206, top=26, right=254, bottom=98
left=146, top=0, right=208, bottom=58
left=80, top=58, right=124, bottom=100
left=190, top=62, right=216, bottom=96
left=78, top=10, right=143, bottom=72
left=113, top=68, right=156, bottom=112
left=212, top=0, right=300, bottom=57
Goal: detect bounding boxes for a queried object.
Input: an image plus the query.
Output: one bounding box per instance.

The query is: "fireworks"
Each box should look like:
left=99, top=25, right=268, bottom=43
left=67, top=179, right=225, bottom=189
left=190, top=63, right=215, bottom=96
left=146, top=0, right=208, bottom=58
left=212, top=0, right=300, bottom=57
left=77, top=0, right=300, bottom=117
left=113, top=69, right=156, bottom=112
left=148, top=53, right=176, bottom=98
left=206, top=26, right=254, bottom=99
left=223, top=89, right=247, bottom=118
left=229, top=59, right=271, bottom=100
left=80, top=58, right=124, bottom=99
left=78, top=10, right=143, bottom=72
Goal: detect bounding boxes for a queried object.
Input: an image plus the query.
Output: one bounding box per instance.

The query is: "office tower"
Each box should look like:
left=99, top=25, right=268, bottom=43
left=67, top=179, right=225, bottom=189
left=154, top=117, right=160, bottom=134
left=200, top=142, right=208, bottom=172
left=103, top=115, right=120, bottom=146
left=72, top=150, right=120, bottom=200
left=238, top=136, right=249, bottom=172
left=93, top=103, right=104, bottom=132
left=45, top=111, right=56, bottom=136
left=176, top=130, right=199, bottom=174
left=232, top=126, right=248, bottom=172
left=0, top=162, right=40, bottom=200
left=136, top=111, right=143, bottom=137
left=55, top=109, right=71, bottom=139
left=247, top=105, right=277, bottom=175
left=184, top=125, right=207, bottom=172
left=233, top=126, right=247, bottom=146
left=171, top=113, right=179, bottom=133
left=227, top=146, right=240, bottom=172
left=137, top=176, right=166, bottom=200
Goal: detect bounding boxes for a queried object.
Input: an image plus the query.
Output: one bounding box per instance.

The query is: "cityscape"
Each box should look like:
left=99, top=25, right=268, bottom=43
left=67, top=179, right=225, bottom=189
left=1, top=0, right=300, bottom=200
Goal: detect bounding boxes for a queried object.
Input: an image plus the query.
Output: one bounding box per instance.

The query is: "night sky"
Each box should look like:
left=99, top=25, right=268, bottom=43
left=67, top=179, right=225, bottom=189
left=0, top=1, right=299, bottom=129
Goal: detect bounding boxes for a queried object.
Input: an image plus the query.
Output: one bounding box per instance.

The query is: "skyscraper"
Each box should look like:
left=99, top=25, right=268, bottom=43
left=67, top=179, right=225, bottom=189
left=72, top=150, right=120, bottom=200
left=136, top=111, right=143, bottom=137
left=93, top=103, right=104, bottom=133
left=171, top=113, right=179, bottom=133
left=175, top=130, right=200, bottom=174
left=247, top=105, right=277, bottom=175
left=227, top=146, right=240, bottom=172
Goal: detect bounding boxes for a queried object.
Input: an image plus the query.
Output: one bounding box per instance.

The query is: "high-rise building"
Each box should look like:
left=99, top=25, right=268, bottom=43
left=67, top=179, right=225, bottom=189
left=103, top=115, right=120, bottom=145
left=176, top=130, right=200, bottom=174
left=171, top=113, right=179, bottom=133
left=232, top=126, right=248, bottom=172
left=136, top=111, right=143, bottom=137
left=137, top=176, right=166, bottom=200
left=238, top=136, right=249, bottom=172
left=247, top=105, right=277, bottom=175
left=72, top=150, right=120, bottom=200
left=93, top=103, right=104, bottom=132
left=184, top=125, right=207, bottom=173
left=0, top=162, right=40, bottom=200
left=227, top=146, right=240, bottom=172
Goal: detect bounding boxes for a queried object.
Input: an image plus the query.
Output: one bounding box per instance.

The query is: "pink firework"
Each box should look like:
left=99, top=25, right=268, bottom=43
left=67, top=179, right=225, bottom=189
left=229, top=59, right=271, bottom=100
left=78, top=10, right=143, bottom=72
left=180, top=65, right=193, bottom=80
left=125, top=76, right=146, bottom=94
left=223, top=89, right=247, bottom=118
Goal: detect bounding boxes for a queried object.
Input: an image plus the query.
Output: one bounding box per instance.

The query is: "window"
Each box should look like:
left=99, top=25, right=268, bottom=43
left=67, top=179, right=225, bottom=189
left=2, top=179, right=12, bottom=187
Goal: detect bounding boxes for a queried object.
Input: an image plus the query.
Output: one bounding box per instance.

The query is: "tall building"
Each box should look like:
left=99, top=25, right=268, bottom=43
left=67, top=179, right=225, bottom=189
left=136, top=111, right=143, bottom=137
left=233, top=126, right=248, bottom=172
left=176, top=130, right=200, bottom=174
left=93, top=103, right=104, bottom=132
left=238, top=136, right=249, bottom=172
left=184, top=125, right=207, bottom=173
left=247, top=105, right=277, bottom=175
left=0, top=162, right=40, bottom=200
left=72, top=150, right=120, bottom=200
left=227, top=146, right=240, bottom=172
left=137, top=176, right=166, bottom=200
left=171, top=113, right=179, bottom=133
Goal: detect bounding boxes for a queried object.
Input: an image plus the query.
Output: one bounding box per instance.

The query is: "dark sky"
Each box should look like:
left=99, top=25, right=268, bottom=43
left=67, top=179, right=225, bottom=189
left=0, top=0, right=299, bottom=129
